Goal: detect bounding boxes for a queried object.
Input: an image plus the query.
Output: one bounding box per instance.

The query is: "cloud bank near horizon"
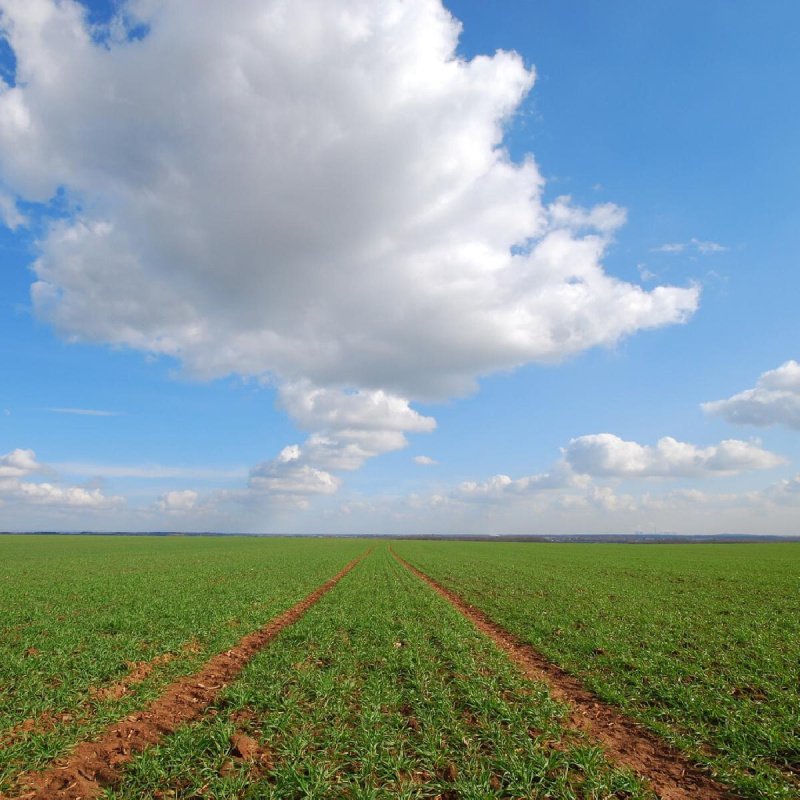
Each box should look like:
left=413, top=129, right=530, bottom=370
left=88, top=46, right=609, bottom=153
left=0, top=430, right=795, bottom=534
left=0, top=448, right=124, bottom=512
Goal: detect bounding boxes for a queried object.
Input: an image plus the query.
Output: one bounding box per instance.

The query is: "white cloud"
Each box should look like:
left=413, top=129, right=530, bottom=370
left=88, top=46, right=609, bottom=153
left=52, top=461, right=247, bottom=480
left=639, top=487, right=745, bottom=512
left=702, top=360, right=800, bottom=429
left=457, top=461, right=584, bottom=501
left=46, top=407, right=121, bottom=416
left=13, top=481, right=121, bottom=508
left=693, top=239, right=728, bottom=255
left=763, top=473, right=800, bottom=504
left=0, top=447, right=40, bottom=477
left=414, top=455, right=437, bottom=465
left=0, top=0, right=697, bottom=409
left=547, top=195, right=627, bottom=233
left=584, top=484, right=636, bottom=512
left=322, top=470, right=800, bottom=537
left=637, top=264, right=657, bottom=282
left=279, top=382, right=435, bottom=434
left=248, top=446, right=341, bottom=507
left=0, top=187, right=25, bottom=228
left=563, top=433, right=784, bottom=478
left=0, top=448, right=123, bottom=511
left=273, top=382, right=436, bottom=474
left=652, top=238, right=727, bottom=255
left=157, top=489, right=198, bottom=512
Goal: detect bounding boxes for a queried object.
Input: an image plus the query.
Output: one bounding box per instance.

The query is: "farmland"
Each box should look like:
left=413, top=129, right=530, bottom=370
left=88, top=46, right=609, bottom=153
left=0, top=535, right=798, bottom=799
left=0, top=535, right=364, bottom=793
left=394, top=541, right=800, bottom=799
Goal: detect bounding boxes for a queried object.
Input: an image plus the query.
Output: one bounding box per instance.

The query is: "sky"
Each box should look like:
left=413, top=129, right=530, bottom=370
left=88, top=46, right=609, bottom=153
left=0, top=0, right=798, bottom=535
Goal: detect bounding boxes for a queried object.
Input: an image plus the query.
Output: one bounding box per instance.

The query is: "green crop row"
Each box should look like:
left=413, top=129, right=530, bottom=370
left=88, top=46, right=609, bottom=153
left=106, top=547, right=651, bottom=799
left=394, top=540, right=800, bottom=800
left=0, top=535, right=365, bottom=790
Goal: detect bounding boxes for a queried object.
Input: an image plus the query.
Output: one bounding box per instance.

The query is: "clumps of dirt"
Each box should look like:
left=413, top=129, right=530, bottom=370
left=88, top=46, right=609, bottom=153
left=397, top=702, right=422, bottom=734
left=219, top=730, right=273, bottom=779
left=230, top=731, right=261, bottom=761
left=89, top=653, right=177, bottom=702
left=6, top=554, right=365, bottom=800
left=397, top=768, right=434, bottom=787
left=393, top=551, right=740, bottom=800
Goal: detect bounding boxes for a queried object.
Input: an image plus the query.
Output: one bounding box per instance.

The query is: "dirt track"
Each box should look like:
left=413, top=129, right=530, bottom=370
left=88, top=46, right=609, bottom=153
left=393, top=551, right=739, bottom=800
left=4, top=554, right=365, bottom=800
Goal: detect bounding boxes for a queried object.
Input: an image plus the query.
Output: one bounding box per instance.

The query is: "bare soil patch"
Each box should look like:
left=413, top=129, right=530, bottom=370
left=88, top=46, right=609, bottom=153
left=394, top=551, right=739, bottom=800
left=4, top=554, right=364, bottom=800
left=88, top=652, right=177, bottom=702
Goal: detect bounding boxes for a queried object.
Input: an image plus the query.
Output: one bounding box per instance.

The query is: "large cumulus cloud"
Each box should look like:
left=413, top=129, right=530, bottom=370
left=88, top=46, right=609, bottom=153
left=0, top=0, right=704, bottom=507
left=0, top=0, right=697, bottom=403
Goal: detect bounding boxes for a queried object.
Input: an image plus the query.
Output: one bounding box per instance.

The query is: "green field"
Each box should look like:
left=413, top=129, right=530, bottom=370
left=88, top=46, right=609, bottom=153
left=109, top=548, right=650, bottom=799
left=395, top=540, right=800, bottom=799
left=0, top=535, right=364, bottom=791
left=1, top=535, right=798, bottom=799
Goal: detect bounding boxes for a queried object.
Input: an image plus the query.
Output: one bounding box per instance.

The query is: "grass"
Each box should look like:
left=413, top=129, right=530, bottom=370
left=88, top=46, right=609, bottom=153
left=394, top=540, right=800, bottom=800
left=108, top=546, right=651, bottom=799
left=0, top=534, right=365, bottom=790
left=4, top=535, right=797, bottom=799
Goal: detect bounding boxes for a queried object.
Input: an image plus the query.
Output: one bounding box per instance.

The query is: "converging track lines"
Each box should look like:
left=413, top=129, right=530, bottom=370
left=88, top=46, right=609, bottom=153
left=3, top=553, right=368, bottom=800
left=392, top=549, right=740, bottom=800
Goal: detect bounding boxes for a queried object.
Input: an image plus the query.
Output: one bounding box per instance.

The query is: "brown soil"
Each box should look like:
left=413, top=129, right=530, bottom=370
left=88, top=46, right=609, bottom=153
left=393, top=552, right=740, bottom=800
left=88, top=652, right=177, bottom=702
left=5, top=554, right=364, bottom=800
left=1, top=637, right=213, bottom=750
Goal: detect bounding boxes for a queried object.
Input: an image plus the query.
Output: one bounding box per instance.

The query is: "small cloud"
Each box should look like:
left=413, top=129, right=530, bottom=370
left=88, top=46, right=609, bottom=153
left=3, top=409, right=10, bottom=416
left=0, top=448, right=41, bottom=478
left=703, top=360, right=800, bottom=430
left=47, top=407, right=122, bottom=417
left=157, top=489, right=198, bottom=512
left=414, top=455, right=438, bottom=466
left=691, top=238, right=727, bottom=254
left=651, top=238, right=727, bottom=255
left=53, top=461, right=248, bottom=480
left=0, top=190, right=27, bottom=230
left=637, top=263, right=657, bottom=282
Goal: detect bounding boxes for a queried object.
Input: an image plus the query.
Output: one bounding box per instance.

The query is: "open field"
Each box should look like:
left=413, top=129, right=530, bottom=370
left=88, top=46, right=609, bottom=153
left=107, top=548, right=650, bottom=799
left=0, top=535, right=797, bottom=799
left=0, top=535, right=364, bottom=792
left=395, top=541, right=800, bottom=799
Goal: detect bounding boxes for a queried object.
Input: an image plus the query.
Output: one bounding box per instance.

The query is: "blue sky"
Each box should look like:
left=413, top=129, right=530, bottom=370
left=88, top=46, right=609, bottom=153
left=0, top=0, right=798, bottom=534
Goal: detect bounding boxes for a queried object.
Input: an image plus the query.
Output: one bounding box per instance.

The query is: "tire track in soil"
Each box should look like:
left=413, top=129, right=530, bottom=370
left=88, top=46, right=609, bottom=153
left=1, top=652, right=179, bottom=751
left=393, top=550, right=740, bottom=800
left=1, top=640, right=207, bottom=753
left=3, top=553, right=368, bottom=800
